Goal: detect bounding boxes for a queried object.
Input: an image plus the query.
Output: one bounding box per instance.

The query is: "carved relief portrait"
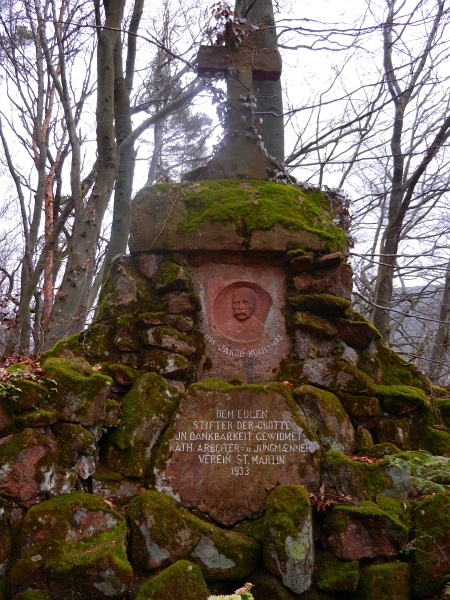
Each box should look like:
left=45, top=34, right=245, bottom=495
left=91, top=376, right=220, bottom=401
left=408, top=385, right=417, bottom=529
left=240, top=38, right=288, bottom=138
left=213, top=282, right=273, bottom=343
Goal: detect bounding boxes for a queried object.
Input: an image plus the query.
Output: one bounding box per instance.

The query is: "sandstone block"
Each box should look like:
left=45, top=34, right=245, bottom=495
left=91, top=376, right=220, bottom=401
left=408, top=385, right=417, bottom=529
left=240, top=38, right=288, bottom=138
left=9, top=492, right=133, bottom=600
left=0, top=429, right=76, bottom=507
left=377, top=384, right=427, bottom=415
left=135, top=560, right=210, bottom=600
left=0, top=499, right=11, bottom=579
left=141, top=350, right=190, bottom=378
left=143, top=327, right=196, bottom=356
left=301, top=357, right=375, bottom=395
left=154, top=381, right=320, bottom=526
left=337, top=392, right=380, bottom=416
left=127, top=491, right=260, bottom=581
left=376, top=419, right=410, bottom=450
left=294, top=385, right=355, bottom=454
left=42, top=357, right=112, bottom=426
left=323, top=501, right=408, bottom=559
left=101, top=373, right=179, bottom=478
left=154, top=261, right=191, bottom=293
left=338, top=319, right=376, bottom=349
left=166, top=292, right=197, bottom=314
left=293, top=312, right=337, bottom=338
left=264, top=484, right=314, bottom=595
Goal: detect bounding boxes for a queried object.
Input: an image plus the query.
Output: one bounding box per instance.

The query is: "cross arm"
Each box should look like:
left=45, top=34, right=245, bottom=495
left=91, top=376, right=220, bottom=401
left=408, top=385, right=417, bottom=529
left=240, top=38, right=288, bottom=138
left=197, top=45, right=282, bottom=81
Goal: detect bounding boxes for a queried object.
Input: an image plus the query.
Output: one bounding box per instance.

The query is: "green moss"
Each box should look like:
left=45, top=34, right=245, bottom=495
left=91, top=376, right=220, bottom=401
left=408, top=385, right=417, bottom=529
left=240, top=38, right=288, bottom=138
left=38, top=332, right=84, bottom=363
left=353, top=563, right=410, bottom=600
left=135, top=560, right=209, bottom=600
left=374, top=342, right=431, bottom=391
left=376, top=384, right=428, bottom=415
left=233, top=515, right=265, bottom=542
left=9, top=492, right=132, bottom=595
left=137, top=312, right=170, bottom=326
left=102, top=373, right=179, bottom=477
left=158, top=180, right=348, bottom=253
left=128, top=491, right=260, bottom=581
left=362, top=443, right=401, bottom=458
left=289, top=294, right=350, bottom=318
left=187, top=378, right=236, bottom=395
left=293, top=312, right=337, bottom=337
left=328, top=499, right=409, bottom=539
left=250, top=580, right=300, bottom=600
left=153, top=261, right=191, bottom=291
left=322, top=450, right=392, bottom=499
left=376, top=495, right=412, bottom=529
left=101, top=363, right=143, bottom=386
left=41, top=357, right=112, bottom=424
left=15, top=592, right=50, bottom=600
left=315, top=553, right=359, bottom=592
left=415, top=424, right=450, bottom=456
left=412, top=491, right=450, bottom=597
left=264, top=484, right=312, bottom=566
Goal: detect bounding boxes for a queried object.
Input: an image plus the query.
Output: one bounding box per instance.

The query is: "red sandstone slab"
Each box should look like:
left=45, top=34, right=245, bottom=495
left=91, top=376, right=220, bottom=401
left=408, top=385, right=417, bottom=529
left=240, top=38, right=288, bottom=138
left=154, top=384, right=321, bottom=526
left=191, top=262, right=290, bottom=382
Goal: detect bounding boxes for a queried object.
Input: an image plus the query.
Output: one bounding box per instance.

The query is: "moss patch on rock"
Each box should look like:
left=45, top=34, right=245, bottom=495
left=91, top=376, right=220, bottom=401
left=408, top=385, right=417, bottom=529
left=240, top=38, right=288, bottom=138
left=41, top=357, right=112, bottom=426
left=376, top=384, right=428, bottom=415
left=127, top=491, right=260, bottom=581
left=289, top=294, right=351, bottom=318
left=412, top=491, right=450, bottom=597
left=135, top=560, right=209, bottom=600
left=353, top=563, right=410, bottom=600
left=9, top=492, right=133, bottom=600
left=315, top=553, right=359, bottom=592
left=101, top=373, right=179, bottom=478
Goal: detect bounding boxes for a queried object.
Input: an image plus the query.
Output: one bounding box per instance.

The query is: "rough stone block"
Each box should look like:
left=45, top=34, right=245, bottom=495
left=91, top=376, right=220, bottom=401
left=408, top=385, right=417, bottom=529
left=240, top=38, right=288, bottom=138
left=315, top=553, right=359, bottom=592
left=264, top=484, right=314, bottom=595
left=9, top=492, right=133, bottom=600
left=134, top=560, right=210, bottom=600
left=354, top=563, right=410, bottom=600
left=376, top=419, right=410, bottom=450
left=127, top=491, right=260, bottom=581
left=377, top=385, right=427, bottom=415
left=338, top=319, right=376, bottom=349
left=294, top=385, right=355, bottom=454
left=143, top=328, right=196, bottom=357
left=323, top=501, right=408, bottom=559
left=101, top=373, right=179, bottom=478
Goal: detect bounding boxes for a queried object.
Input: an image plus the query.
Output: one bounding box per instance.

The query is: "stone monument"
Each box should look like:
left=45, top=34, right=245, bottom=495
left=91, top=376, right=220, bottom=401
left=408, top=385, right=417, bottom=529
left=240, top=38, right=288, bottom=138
left=3, top=16, right=450, bottom=600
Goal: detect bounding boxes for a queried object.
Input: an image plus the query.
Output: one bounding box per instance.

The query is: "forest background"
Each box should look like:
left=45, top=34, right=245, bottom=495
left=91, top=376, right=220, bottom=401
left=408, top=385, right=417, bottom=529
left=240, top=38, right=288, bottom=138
left=1, top=0, right=450, bottom=386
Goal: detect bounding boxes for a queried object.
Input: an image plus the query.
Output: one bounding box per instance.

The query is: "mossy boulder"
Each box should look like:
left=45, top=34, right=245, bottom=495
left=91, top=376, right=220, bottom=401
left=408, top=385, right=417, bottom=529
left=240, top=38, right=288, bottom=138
left=9, top=492, right=133, bottom=600
left=264, top=484, right=314, bottom=594
left=0, top=428, right=76, bottom=507
left=153, top=261, right=192, bottom=293
left=143, top=327, right=196, bottom=356
left=3, top=376, right=50, bottom=414
left=91, top=469, right=143, bottom=507
left=376, top=384, right=428, bottom=415
left=0, top=499, right=11, bottom=578
left=127, top=491, right=260, bottom=581
left=315, top=553, right=359, bottom=592
left=130, top=180, right=348, bottom=254
left=375, top=419, right=410, bottom=450
left=414, top=422, right=450, bottom=457
left=355, top=426, right=374, bottom=453
left=337, top=392, right=380, bottom=417
left=140, top=349, right=190, bottom=378
left=294, top=385, right=355, bottom=454
left=289, top=294, right=351, bottom=318
left=412, top=491, right=450, bottom=597
left=353, top=562, right=410, bottom=600
left=323, top=500, right=409, bottom=559
left=53, top=422, right=97, bottom=479
left=301, top=357, right=375, bottom=395
left=135, top=560, right=209, bottom=600
left=292, top=312, right=337, bottom=338
left=41, top=357, right=112, bottom=426
left=101, top=373, right=179, bottom=478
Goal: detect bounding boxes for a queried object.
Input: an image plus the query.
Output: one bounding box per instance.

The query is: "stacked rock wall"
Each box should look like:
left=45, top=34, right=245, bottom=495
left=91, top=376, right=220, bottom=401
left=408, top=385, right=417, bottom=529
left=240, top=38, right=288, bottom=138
left=1, top=180, right=450, bottom=600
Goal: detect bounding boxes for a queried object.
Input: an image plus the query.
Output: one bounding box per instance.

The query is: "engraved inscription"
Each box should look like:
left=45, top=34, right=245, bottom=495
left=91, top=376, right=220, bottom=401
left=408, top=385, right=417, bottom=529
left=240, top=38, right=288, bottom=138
left=168, top=407, right=317, bottom=476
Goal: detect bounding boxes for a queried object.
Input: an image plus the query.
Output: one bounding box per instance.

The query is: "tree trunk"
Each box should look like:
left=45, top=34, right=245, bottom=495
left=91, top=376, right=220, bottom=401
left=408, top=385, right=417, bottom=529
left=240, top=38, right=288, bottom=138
left=43, top=0, right=126, bottom=348
left=429, top=258, right=450, bottom=382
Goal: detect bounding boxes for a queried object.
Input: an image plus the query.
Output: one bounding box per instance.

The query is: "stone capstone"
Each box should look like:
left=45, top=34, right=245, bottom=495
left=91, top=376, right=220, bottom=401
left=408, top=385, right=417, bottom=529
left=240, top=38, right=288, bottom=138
left=154, top=381, right=320, bottom=526
left=263, top=484, right=314, bottom=595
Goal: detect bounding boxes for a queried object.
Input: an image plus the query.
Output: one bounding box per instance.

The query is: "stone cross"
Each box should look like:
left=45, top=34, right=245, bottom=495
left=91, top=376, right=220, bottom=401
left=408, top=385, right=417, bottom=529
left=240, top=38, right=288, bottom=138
left=191, top=44, right=282, bottom=180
